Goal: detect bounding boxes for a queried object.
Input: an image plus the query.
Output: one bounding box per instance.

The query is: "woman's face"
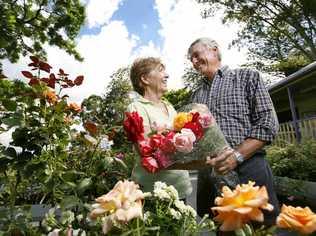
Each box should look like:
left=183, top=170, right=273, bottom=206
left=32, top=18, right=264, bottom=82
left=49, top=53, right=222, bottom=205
left=143, top=64, right=169, bottom=95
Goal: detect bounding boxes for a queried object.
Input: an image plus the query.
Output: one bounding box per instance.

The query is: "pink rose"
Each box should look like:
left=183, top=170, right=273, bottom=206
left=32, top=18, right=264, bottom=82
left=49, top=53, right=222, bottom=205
left=138, top=140, right=154, bottom=156
left=173, top=128, right=196, bottom=153
left=199, top=114, right=215, bottom=128
left=141, top=156, right=159, bottom=173
left=160, top=131, right=176, bottom=154
left=154, top=150, right=172, bottom=168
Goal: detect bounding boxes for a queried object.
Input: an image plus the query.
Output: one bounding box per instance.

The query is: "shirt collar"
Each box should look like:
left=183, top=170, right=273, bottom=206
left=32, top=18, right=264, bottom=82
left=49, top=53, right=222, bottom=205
left=201, top=65, right=230, bottom=86
left=134, top=94, right=169, bottom=105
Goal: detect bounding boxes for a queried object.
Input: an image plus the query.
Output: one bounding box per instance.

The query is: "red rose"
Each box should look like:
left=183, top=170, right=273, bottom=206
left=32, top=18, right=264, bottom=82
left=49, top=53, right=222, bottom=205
left=184, top=121, right=203, bottom=140
left=160, top=131, right=176, bottom=154
left=154, top=150, right=172, bottom=168
left=141, top=156, right=159, bottom=173
left=123, top=112, right=144, bottom=143
left=138, top=140, right=154, bottom=156
left=190, top=112, right=200, bottom=122
left=149, top=134, right=164, bottom=150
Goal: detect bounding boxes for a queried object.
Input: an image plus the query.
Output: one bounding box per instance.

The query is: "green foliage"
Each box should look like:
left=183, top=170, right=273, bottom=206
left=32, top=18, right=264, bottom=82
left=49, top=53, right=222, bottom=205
left=199, top=0, right=316, bottom=74
left=266, top=140, right=316, bottom=181
left=181, top=66, right=206, bottom=90
left=0, top=0, right=85, bottom=63
left=163, top=88, right=191, bottom=110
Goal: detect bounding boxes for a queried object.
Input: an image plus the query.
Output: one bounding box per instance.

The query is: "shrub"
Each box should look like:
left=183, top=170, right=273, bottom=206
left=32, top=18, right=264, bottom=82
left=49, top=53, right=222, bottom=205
left=266, top=140, right=316, bottom=181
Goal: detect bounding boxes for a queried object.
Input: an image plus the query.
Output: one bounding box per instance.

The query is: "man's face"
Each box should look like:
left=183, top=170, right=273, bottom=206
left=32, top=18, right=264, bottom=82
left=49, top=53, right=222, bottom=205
left=189, top=43, right=219, bottom=77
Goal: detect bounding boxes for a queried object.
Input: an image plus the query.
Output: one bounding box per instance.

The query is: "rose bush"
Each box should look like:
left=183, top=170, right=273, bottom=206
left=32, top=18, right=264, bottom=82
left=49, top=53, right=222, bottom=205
left=0, top=57, right=134, bottom=235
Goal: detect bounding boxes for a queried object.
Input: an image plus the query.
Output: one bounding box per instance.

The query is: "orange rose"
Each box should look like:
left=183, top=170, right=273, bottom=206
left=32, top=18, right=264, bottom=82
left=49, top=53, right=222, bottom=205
left=67, top=102, right=81, bottom=113
left=64, top=115, right=73, bottom=124
left=173, top=112, right=193, bottom=131
left=43, top=89, right=57, bottom=104
left=211, top=181, right=273, bottom=231
left=277, top=205, right=316, bottom=235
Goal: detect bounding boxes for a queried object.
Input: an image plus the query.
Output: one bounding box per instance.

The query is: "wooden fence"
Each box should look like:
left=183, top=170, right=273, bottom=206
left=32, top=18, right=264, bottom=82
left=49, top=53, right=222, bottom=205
left=273, top=117, right=316, bottom=146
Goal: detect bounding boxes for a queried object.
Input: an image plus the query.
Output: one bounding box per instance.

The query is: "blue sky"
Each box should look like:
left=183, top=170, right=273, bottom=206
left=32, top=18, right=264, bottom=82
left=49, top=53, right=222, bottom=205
left=80, top=0, right=162, bottom=46
left=3, top=0, right=248, bottom=103
left=111, top=0, right=162, bottom=46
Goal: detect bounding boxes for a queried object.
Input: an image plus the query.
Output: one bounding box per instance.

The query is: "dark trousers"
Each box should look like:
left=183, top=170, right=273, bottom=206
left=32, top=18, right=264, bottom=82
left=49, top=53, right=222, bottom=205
left=196, top=150, right=280, bottom=226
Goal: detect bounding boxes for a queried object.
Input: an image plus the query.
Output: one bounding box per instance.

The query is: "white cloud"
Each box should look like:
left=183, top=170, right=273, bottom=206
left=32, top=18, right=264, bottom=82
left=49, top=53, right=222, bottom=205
left=46, top=20, right=138, bottom=103
left=86, top=0, right=124, bottom=28
left=154, top=0, right=248, bottom=89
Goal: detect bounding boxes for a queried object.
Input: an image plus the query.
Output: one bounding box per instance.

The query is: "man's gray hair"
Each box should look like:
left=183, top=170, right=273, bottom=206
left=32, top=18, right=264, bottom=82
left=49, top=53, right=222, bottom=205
left=187, top=37, right=222, bottom=61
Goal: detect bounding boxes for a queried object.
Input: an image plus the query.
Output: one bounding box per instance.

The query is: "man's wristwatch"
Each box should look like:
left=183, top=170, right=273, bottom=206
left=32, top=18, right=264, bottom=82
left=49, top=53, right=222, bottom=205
left=234, top=151, right=245, bottom=165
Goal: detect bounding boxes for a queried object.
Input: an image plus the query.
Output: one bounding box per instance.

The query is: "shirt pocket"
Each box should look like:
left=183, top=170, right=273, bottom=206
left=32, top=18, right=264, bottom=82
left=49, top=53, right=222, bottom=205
left=219, top=90, right=250, bottom=118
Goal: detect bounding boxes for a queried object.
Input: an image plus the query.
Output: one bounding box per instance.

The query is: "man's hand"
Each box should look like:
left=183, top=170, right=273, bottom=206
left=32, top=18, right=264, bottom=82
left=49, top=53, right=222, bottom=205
left=206, top=148, right=238, bottom=174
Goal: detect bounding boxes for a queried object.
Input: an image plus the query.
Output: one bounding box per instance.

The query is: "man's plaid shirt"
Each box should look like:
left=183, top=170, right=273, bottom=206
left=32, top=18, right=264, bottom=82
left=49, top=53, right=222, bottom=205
left=191, top=66, right=279, bottom=147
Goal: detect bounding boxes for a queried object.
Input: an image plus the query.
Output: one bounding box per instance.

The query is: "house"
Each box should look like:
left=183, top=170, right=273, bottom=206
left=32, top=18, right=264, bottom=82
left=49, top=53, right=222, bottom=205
left=268, top=61, right=316, bottom=144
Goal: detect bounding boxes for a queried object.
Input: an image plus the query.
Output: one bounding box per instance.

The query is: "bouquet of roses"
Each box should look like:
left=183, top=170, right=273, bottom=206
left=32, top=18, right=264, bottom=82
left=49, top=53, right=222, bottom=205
left=124, top=103, right=237, bottom=178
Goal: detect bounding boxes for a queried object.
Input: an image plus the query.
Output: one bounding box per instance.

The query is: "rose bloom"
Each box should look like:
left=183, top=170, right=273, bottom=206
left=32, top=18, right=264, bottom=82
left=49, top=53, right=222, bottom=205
left=43, top=89, right=57, bottom=104
left=67, top=102, right=81, bottom=113
left=63, top=115, right=73, bottom=124
left=173, top=128, right=196, bottom=153
left=160, top=131, right=176, bottom=154
left=277, top=205, right=316, bottom=235
left=141, top=156, right=159, bottom=173
left=123, top=112, right=144, bottom=143
left=173, top=112, right=193, bottom=131
left=154, top=150, right=172, bottom=168
left=199, top=113, right=215, bottom=128
left=138, top=140, right=154, bottom=157
left=90, top=180, right=145, bottom=233
left=211, top=181, right=274, bottom=231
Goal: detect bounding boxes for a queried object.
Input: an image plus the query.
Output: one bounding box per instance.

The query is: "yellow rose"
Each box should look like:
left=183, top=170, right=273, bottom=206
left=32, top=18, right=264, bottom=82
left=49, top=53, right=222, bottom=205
left=277, top=205, right=316, bottom=235
left=211, top=181, right=273, bottom=232
left=173, top=112, right=193, bottom=131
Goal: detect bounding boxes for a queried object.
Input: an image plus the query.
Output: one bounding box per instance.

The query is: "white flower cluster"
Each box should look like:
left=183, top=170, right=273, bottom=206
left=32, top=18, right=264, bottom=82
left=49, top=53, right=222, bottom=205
left=169, top=208, right=181, bottom=220
left=99, top=136, right=113, bottom=150
left=174, top=200, right=197, bottom=218
left=153, top=181, right=179, bottom=200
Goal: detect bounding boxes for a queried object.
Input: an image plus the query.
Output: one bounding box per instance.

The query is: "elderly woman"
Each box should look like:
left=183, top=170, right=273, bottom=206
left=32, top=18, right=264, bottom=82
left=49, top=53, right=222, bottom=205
left=126, top=57, right=192, bottom=199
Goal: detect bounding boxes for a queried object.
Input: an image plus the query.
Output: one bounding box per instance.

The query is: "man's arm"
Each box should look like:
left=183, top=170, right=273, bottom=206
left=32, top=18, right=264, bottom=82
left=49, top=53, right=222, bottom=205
left=207, top=138, right=266, bottom=174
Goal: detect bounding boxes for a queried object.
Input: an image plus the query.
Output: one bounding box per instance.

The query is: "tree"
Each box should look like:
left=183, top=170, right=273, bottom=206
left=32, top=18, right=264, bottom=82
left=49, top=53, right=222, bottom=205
left=163, top=88, right=191, bottom=111
left=181, top=66, right=206, bottom=90
left=81, top=67, right=132, bottom=146
left=199, top=0, right=316, bottom=74
left=0, top=0, right=85, bottom=64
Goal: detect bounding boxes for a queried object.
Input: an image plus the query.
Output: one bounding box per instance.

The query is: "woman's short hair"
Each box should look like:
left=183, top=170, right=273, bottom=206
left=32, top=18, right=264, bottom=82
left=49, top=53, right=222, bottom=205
left=130, top=57, right=164, bottom=95
left=187, top=37, right=222, bottom=61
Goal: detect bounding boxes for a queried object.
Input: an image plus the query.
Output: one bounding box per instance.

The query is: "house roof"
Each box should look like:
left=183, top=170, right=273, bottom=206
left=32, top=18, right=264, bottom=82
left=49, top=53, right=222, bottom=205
left=269, top=61, right=316, bottom=93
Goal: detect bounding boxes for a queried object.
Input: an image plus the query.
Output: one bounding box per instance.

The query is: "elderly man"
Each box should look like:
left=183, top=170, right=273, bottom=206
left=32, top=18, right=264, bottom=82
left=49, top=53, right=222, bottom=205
left=188, top=37, right=280, bottom=226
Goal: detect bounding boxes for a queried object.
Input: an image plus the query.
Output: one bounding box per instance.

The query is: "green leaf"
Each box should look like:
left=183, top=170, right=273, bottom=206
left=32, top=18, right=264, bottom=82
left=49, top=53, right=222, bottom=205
left=3, top=147, right=17, bottom=158
left=76, top=177, right=92, bottom=194
left=2, top=99, right=17, bottom=111
left=2, top=114, right=22, bottom=127
left=60, top=196, right=80, bottom=210
left=235, top=228, right=246, bottom=236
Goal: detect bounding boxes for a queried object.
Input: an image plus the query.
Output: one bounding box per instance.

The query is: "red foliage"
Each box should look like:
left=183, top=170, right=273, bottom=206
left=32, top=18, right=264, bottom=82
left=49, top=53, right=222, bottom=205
left=74, top=75, right=84, bottom=86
